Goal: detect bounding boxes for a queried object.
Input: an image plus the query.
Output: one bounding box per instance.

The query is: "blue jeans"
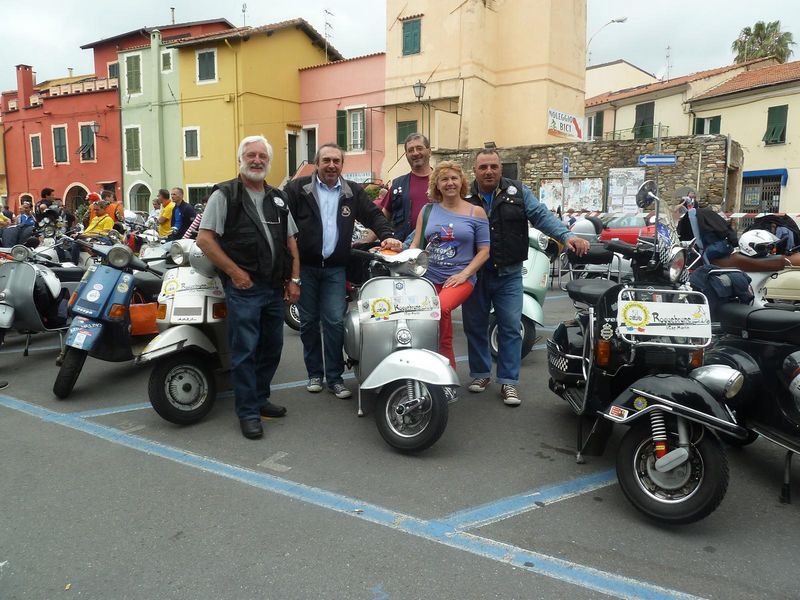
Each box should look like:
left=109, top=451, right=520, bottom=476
left=298, top=265, right=347, bottom=387
left=224, top=278, right=285, bottom=420
left=461, top=267, right=524, bottom=384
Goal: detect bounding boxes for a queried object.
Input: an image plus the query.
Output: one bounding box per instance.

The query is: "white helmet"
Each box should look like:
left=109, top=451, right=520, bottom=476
left=739, top=229, right=779, bottom=257
left=570, top=218, right=599, bottom=241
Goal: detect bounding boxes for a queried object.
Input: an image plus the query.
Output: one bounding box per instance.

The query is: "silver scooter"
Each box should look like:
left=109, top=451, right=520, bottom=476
left=343, top=248, right=459, bottom=453
left=0, top=242, right=84, bottom=355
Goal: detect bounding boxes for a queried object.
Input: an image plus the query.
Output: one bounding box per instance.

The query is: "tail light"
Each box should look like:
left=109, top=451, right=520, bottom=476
left=212, top=302, right=227, bottom=319
left=108, top=304, right=127, bottom=319
left=68, top=292, right=78, bottom=307
left=595, top=340, right=611, bottom=366
left=690, top=349, right=703, bottom=369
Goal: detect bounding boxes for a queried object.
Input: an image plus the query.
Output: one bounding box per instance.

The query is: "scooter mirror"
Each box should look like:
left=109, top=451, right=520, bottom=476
left=636, top=180, right=658, bottom=209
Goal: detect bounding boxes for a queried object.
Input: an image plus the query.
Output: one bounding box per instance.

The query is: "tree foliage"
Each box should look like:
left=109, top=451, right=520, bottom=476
left=732, top=20, right=795, bottom=64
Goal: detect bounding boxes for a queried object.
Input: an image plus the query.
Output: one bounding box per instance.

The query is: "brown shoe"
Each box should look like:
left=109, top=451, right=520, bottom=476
left=501, top=384, right=521, bottom=406
left=468, top=378, right=490, bottom=393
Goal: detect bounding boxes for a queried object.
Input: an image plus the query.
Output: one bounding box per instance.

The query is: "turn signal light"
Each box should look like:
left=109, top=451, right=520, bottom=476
left=212, top=302, right=227, bottom=319
left=690, top=349, right=704, bottom=369
left=595, top=340, right=611, bottom=366
left=68, top=292, right=78, bottom=307
left=108, top=304, right=128, bottom=319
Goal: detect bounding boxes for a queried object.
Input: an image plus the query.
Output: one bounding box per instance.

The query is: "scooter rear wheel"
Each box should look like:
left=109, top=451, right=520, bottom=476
left=489, top=314, right=536, bottom=359
left=375, top=380, right=448, bottom=453
left=148, top=352, right=216, bottom=425
left=284, top=301, right=301, bottom=331
left=53, top=348, right=88, bottom=399
left=616, top=419, right=729, bottom=524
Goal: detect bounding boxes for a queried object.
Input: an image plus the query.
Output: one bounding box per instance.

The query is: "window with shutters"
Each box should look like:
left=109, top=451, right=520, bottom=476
left=161, top=50, right=173, bottom=73
left=397, top=121, right=418, bottom=145
left=402, top=19, right=421, bottom=55
left=52, top=125, right=68, bottom=164
left=124, top=126, right=142, bottom=173
left=762, top=105, right=788, bottom=145
left=587, top=112, right=604, bottom=140
left=188, top=185, right=215, bottom=204
left=107, top=61, right=119, bottom=79
left=196, top=49, right=217, bottom=83
left=633, top=102, right=654, bottom=139
left=694, top=115, right=721, bottom=135
left=125, top=53, right=142, bottom=95
left=30, top=134, right=42, bottom=169
left=336, top=107, right=366, bottom=152
left=78, top=123, right=96, bottom=161
left=183, top=127, right=200, bottom=160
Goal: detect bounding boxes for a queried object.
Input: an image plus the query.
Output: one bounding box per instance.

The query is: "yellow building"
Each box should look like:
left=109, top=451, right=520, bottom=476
left=383, top=0, right=587, bottom=180
left=169, top=19, right=342, bottom=199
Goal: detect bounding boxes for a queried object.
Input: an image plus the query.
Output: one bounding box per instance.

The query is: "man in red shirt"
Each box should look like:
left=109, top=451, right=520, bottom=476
left=380, top=133, right=432, bottom=243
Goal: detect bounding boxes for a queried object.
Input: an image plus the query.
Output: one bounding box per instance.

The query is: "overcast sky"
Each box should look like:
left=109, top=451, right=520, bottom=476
left=2, top=0, right=800, bottom=93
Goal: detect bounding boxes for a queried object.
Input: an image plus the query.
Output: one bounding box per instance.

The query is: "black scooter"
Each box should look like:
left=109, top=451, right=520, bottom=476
left=547, top=181, right=749, bottom=524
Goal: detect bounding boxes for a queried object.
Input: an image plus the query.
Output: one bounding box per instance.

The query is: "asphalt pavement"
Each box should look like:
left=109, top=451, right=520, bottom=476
left=1, top=290, right=798, bottom=600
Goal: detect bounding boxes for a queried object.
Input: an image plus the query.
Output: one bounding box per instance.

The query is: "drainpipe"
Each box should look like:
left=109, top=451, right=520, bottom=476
left=151, top=30, right=165, bottom=189
left=224, top=39, right=240, bottom=174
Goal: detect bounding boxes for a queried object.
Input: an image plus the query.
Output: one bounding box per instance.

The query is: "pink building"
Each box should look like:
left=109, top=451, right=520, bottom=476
left=298, top=53, right=385, bottom=182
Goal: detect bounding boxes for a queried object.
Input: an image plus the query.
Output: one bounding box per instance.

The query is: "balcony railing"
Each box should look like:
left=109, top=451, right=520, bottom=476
left=600, top=124, right=670, bottom=141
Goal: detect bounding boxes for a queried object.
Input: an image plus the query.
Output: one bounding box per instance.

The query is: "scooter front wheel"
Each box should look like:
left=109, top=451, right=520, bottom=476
left=616, top=419, right=729, bottom=525
left=489, top=314, right=536, bottom=359
left=53, top=348, right=88, bottom=399
left=148, top=352, right=216, bottom=425
left=375, top=380, right=448, bottom=453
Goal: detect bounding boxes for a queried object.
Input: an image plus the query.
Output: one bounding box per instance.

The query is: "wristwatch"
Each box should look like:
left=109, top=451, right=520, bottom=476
left=289, top=277, right=302, bottom=286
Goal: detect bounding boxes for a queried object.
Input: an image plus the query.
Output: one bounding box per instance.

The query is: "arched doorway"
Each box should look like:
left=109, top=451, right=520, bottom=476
left=18, top=194, right=33, bottom=212
left=129, top=183, right=152, bottom=212
left=64, top=184, right=89, bottom=214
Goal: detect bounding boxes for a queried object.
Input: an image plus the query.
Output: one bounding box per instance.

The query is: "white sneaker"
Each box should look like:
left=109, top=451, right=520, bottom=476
left=501, top=385, right=521, bottom=406
left=306, top=377, right=323, bottom=393
left=329, top=383, right=352, bottom=399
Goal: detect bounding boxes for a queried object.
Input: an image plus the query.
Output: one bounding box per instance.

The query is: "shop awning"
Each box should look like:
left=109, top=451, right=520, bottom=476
left=742, top=168, right=788, bottom=186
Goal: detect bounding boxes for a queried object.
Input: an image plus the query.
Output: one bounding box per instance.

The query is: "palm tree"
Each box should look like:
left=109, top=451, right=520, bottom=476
left=732, top=20, right=795, bottom=63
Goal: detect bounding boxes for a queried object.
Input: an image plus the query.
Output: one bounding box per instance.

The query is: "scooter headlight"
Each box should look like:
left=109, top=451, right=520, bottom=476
left=536, top=232, right=549, bottom=251
left=690, top=365, right=744, bottom=399
left=10, top=245, right=31, bottom=261
left=409, top=251, right=429, bottom=276
left=667, top=247, right=686, bottom=282
left=169, top=240, right=193, bottom=266
left=107, top=245, right=134, bottom=269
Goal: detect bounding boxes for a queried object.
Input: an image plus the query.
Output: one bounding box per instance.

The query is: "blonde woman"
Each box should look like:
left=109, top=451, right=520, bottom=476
left=411, top=161, right=490, bottom=368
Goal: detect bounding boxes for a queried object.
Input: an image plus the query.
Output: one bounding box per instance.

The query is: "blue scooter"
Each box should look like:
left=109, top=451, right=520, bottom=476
left=52, top=242, right=163, bottom=399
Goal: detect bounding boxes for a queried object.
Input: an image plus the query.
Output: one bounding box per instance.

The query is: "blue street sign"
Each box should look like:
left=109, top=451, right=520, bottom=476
left=638, top=154, right=677, bottom=166
left=562, top=156, right=570, bottom=175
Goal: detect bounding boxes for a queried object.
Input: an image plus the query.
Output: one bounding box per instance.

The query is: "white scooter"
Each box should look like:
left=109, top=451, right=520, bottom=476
left=136, top=240, right=230, bottom=425
left=343, top=248, right=459, bottom=453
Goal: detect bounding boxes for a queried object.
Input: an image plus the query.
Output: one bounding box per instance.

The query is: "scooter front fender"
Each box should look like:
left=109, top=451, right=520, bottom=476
left=603, top=374, right=748, bottom=439
left=65, top=316, right=105, bottom=351
left=360, top=349, right=460, bottom=390
left=521, top=294, right=544, bottom=326
left=136, top=324, right=217, bottom=364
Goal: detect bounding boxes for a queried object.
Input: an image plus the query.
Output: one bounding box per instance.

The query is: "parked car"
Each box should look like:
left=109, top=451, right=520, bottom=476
left=599, top=213, right=655, bottom=244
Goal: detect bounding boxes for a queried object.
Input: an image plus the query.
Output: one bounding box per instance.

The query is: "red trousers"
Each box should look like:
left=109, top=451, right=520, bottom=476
left=435, top=282, right=474, bottom=369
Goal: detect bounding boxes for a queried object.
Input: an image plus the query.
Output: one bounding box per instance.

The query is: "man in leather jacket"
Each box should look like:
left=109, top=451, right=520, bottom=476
left=463, top=149, right=589, bottom=406
left=197, top=135, right=301, bottom=440
left=284, top=143, right=401, bottom=400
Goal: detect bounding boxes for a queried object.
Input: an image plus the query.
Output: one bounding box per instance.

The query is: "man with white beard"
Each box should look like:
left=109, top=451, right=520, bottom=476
left=197, top=135, right=301, bottom=440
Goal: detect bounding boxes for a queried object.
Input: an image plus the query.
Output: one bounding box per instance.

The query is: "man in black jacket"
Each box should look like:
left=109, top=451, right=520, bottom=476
left=285, top=143, right=401, bottom=399
left=197, top=135, right=301, bottom=440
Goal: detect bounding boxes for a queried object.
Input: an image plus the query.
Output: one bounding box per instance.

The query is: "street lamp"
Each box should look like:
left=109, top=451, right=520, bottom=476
left=90, top=121, right=107, bottom=139
left=412, top=79, right=426, bottom=101
left=586, top=16, right=627, bottom=64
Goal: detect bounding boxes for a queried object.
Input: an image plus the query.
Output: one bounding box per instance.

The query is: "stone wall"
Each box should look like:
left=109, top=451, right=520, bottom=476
left=433, top=135, right=740, bottom=211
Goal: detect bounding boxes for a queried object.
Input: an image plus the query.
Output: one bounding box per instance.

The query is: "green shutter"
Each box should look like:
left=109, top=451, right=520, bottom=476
left=403, top=20, right=421, bottom=55
left=53, top=127, right=67, bottom=163
left=397, top=121, right=418, bottom=145
left=336, top=110, right=347, bottom=148
left=31, top=136, right=41, bottom=167
left=126, top=55, right=141, bottom=94
left=185, top=129, right=198, bottom=158
left=709, top=116, right=721, bottom=134
left=593, top=112, right=604, bottom=138
left=125, top=128, right=140, bottom=171
left=764, top=105, right=788, bottom=144
left=694, top=118, right=704, bottom=134
left=198, top=51, right=215, bottom=81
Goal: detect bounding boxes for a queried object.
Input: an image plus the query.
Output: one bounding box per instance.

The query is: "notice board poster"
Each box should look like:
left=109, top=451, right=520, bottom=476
left=539, top=178, right=603, bottom=212
left=607, top=168, right=645, bottom=215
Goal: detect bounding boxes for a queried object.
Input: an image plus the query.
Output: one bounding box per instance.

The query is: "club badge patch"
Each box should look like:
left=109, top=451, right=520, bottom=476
left=341, top=206, right=351, bottom=217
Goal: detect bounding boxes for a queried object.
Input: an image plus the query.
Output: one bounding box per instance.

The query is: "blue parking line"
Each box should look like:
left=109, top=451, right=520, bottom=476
left=0, top=394, right=704, bottom=600
left=70, top=403, right=152, bottom=418
left=441, top=469, right=617, bottom=530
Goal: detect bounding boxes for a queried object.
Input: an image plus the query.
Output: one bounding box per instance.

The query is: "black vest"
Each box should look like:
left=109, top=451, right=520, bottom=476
left=214, top=177, right=291, bottom=287
left=469, top=178, right=529, bottom=268
left=389, top=172, right=412, bottom=241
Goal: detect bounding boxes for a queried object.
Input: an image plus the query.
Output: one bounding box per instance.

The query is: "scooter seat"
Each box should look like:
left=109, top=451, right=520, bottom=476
left=717, top=303, right=800, bottom=344
left=49, top=266, right=85, bottom=283
left=565, top=278, right=617, bottom=306
left=133, top=271, right=163, bottom=302
left=567, top=243, right=615, bottom=265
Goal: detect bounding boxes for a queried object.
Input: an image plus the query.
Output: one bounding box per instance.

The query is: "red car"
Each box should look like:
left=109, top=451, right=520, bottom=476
left=599, top=214, right=656, bottom=245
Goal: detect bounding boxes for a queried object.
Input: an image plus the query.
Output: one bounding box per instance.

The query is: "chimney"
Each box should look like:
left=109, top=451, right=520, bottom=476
left=15, top=65, right=34, bottom=109
left=68, top=67, right=74, bottom=77
left=171, top=7, right=175, bottom=24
